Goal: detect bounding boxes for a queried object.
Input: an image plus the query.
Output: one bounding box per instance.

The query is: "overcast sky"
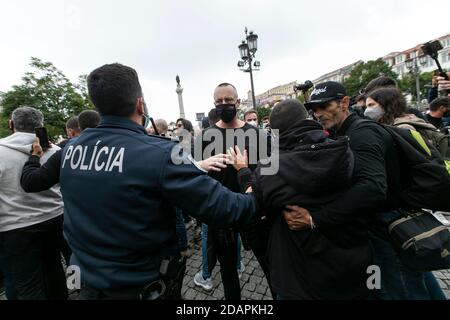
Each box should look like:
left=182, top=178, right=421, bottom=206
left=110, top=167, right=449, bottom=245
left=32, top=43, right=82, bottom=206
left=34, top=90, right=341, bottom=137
left=1, top=0, right=449, bottom=125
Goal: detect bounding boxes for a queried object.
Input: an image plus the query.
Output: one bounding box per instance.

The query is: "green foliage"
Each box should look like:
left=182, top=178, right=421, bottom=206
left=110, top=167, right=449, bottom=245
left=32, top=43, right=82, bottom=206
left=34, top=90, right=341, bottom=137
left=296, top=89, right=314, bottom=104
left=343, top=59, right=398, bottom=97
left=0, top=113, right=11, bottom=138
left=398, top=71, right=433, bottom=103
left=0, top=57, right=94, bottom=140
left=256, top=105, right=272, bottom=121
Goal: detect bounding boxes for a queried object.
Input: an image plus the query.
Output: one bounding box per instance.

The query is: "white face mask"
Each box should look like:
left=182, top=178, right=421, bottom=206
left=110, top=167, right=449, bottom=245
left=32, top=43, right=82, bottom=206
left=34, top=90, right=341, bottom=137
left=364, top=105, right=385, bottom=121
left=247, top=120, right=258, bottom=127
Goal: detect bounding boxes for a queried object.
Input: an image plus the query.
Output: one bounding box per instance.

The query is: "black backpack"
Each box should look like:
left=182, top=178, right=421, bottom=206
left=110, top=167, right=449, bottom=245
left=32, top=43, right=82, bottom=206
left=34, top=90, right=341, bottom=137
left=350, top=118, right=450, bottom=212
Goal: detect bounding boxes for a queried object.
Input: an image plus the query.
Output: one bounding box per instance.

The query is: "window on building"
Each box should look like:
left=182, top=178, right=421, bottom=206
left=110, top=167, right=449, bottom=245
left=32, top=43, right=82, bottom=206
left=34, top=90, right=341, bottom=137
left=395, top=55, right=405, bottom=64
left=443, top=38, right=450, bottom=48
left=442, top=52, right=450, bottom=63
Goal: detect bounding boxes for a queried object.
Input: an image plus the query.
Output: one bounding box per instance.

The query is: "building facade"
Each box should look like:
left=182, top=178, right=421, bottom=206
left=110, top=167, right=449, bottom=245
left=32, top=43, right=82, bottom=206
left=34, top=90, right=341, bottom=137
left=382, top=33, right=450, bottom=78
left=313, top=60, right=363, bottom=85
left=240, top=33, right=450, bottom=113
left=311, top=33, right=450, bottom=84
left=241, top=81, right=298, bottom=110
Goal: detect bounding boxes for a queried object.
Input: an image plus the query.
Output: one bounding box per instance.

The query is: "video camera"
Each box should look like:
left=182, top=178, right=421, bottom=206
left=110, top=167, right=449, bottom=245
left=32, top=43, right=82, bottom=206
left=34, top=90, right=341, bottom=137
left=421, top=40, right=449, bottom=96
left=294, top=80, right=314, bottom=92
left=421, top=40, right=449, bottom=80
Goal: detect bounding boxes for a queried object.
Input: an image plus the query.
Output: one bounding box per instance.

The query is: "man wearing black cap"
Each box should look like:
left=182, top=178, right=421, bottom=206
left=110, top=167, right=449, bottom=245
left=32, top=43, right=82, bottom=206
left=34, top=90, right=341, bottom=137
left=230, top=99, right=367, bottom=299
left=282, top=81, right=405, bottom=299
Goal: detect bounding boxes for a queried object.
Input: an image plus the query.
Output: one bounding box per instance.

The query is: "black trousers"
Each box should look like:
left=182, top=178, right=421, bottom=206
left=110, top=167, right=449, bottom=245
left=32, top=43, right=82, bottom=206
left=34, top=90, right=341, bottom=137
left=239, top=219, right=275, bottom=299
left=0, top=215, right=68, bottom=300
left=208, top=228, right=241, bottom=300
left=78, top=285, right=143, bottom=300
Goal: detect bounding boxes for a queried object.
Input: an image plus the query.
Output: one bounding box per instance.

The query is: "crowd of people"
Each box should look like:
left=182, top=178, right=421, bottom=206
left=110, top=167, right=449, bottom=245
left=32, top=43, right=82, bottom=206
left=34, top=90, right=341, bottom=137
left=0, top=62, right=449, bottom=300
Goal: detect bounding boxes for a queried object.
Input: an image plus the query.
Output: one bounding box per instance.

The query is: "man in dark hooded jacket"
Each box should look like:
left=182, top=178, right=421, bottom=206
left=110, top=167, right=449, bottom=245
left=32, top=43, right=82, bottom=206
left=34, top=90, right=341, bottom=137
left=230, top=99, right=370, bottom=299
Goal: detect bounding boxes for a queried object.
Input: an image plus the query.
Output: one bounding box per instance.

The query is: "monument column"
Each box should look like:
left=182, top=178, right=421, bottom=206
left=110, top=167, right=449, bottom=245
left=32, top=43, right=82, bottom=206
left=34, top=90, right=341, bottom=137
left=176, top=75, right=185, bottom=119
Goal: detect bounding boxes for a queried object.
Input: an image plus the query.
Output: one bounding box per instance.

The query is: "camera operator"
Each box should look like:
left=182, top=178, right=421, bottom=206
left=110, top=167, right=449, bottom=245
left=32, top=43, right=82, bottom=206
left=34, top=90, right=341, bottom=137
left=294, top=81, right=314, bottom=103
left=437, top=72, right=450, bottom=100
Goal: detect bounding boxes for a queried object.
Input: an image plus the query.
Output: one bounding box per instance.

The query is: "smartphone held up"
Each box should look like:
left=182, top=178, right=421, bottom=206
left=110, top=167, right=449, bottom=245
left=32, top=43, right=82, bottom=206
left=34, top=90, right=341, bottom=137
left=34, top=127, right=50, bottom=150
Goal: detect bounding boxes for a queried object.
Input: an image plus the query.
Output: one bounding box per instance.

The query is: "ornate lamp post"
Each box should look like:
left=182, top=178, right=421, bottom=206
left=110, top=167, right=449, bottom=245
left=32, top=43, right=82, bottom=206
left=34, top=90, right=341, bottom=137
left=405, top=56, right=428, bottom=104
left=238, top=28, right=260, bottom=110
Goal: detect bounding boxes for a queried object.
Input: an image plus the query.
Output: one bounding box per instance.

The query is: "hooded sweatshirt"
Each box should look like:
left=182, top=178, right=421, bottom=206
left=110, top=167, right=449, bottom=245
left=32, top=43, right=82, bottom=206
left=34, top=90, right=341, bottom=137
left=394, top=113, right=437, bottom=131
left=238, top=120, right=369, bottom=300
left=0, top=132, right=63, bottom=232
left=253, top=119, right=354, bottom=211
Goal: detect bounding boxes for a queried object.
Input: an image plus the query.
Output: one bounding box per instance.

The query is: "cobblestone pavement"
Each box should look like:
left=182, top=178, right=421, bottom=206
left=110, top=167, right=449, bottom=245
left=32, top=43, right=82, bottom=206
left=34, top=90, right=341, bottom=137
left=2, top=223, right=450, bottom=300
left=181, top=224, right=273, bottom=300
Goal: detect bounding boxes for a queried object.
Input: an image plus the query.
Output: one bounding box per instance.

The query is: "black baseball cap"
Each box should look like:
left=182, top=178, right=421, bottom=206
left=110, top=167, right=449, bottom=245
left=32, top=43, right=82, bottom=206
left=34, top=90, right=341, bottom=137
left=305, top=81, right=347, bottom=110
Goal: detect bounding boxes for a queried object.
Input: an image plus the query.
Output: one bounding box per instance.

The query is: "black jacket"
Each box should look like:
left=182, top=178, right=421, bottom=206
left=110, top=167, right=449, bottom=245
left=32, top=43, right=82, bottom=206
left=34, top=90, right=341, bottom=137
left=21, top=149, right=63, bottom=192
left=252, top=120, right=354, bottom=212
left=310, top=114, right=401, bottom=245
left=237, top=119, right=374, bottom=299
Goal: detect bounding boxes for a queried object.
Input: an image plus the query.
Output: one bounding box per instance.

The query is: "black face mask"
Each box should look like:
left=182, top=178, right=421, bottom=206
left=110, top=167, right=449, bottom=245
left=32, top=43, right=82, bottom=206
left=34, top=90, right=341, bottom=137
left=216, top=104, right=237, bottom=123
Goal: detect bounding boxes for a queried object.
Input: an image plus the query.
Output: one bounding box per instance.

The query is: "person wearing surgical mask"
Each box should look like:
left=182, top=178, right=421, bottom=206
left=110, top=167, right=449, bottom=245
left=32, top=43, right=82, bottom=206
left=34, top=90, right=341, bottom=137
left=364, top=97, right=386, bottom=122
left=244, top=110, right=259, bottom=128
left=261, top=117, right=271, bottom=133
left=365, top=87, right=440, bottom=136
left=364, top=88, right=407, bottom=124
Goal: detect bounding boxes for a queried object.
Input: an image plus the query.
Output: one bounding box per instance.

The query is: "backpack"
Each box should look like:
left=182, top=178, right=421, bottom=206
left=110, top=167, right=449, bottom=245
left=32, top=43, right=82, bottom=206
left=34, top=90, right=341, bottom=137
left=394, top=121, right=450, bottom=159
left=350, top=118, right=450, bottom=212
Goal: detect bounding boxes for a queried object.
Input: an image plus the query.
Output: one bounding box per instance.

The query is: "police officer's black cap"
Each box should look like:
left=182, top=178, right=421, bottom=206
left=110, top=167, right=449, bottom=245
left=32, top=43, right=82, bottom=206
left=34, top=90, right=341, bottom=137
left=305, top=81, right=347, bottom=110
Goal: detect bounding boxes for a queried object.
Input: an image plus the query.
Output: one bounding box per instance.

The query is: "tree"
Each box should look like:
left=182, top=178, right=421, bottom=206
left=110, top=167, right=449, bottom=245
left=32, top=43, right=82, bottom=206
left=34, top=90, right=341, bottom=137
left=256, top=105, right=272, bottom=122
left=398, top=71, right=433, bottom=103
left=343, top=59, right=398, bottom=97
left=0, top=113, right=11, bottom=138
left=296, top=89, right=313, bottom=104
left=0, top=57, right=94, bottom=140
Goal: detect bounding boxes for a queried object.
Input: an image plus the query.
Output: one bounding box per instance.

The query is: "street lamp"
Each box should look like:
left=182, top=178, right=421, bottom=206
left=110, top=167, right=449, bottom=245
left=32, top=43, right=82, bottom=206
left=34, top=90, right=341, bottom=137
left=238, top=28, right=260, bottom=110
left=405, top=56, right=427, bottom=105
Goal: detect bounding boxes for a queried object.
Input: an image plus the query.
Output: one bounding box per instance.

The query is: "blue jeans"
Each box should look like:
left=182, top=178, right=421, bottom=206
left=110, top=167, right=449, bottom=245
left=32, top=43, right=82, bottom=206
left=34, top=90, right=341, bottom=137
left=370, top=211, right=446, bottom=300
left=175, top=208, right=188, bottom=252
left=201, top=224, right=242, bottom=279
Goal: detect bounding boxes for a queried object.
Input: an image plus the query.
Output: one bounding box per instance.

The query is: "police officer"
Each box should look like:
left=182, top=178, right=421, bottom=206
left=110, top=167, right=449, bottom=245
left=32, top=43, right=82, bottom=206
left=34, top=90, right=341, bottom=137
left=58, top=63, right=257, bottom=300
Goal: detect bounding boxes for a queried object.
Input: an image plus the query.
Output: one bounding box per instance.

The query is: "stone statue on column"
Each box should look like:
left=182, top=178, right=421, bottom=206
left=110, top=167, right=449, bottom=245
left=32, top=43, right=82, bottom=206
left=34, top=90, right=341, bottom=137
left=176, top=75, right=185, bottom=119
